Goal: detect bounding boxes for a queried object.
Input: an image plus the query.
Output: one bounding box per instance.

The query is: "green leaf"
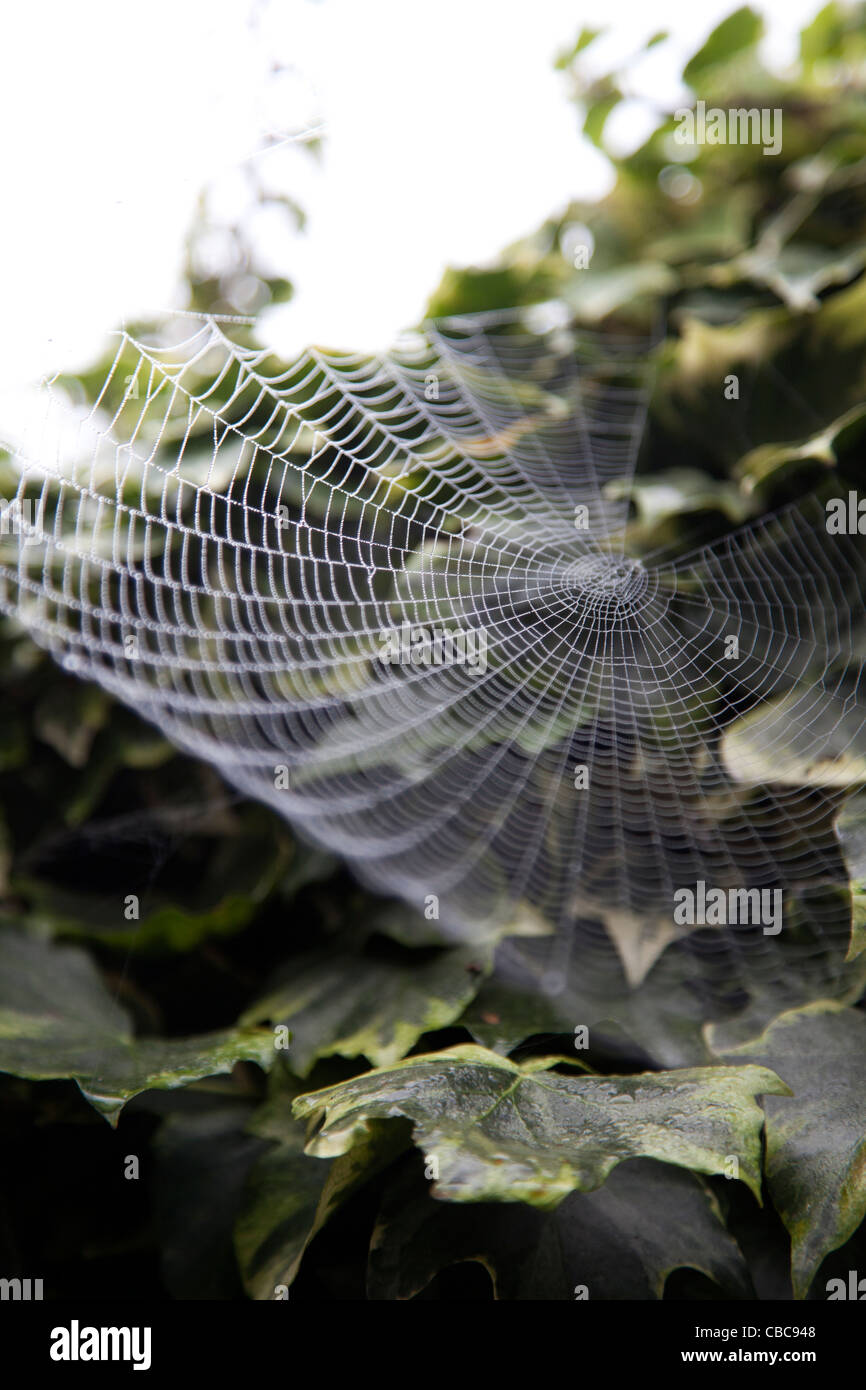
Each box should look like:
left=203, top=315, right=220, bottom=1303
left=368, top=1156, right=751, bottom=1300
left=710, top=1001, right=866, bottom=1297
left=735, top=403, right=866, bottom=495
left=565, top=261, right=676, bottom=321
left=152, top=1102, right=268, bottom=1299
left=554, top=28, right=603, bottom=69
left=736, top=241, right=866, bottom=315
left=836, top=789, right=866, bottom=960
left=11, top=802, right=295, bottom=952
left=683, top=8, right=764, bottom=87
left=583, top=91, right=622, bottom=149
left=0, top=929, right=275, bottom=1124
left=236, top=1071, right=406, bottom=1298
left=610, top=467, right=753, bottom=530
left=800, top=3, right=846, bottom=72
left=721, top=691, right=866, bottom=788
left=241, top=932, right=493, bottom=1075
left=652, top=278, right=866, bottom=483
left=294, top=1045, right=786, bottom=1205
left=33, top=683, right=111, bottom=768
left=461, top=877, right=866, bottom=1068
left=460, top=937, right=714, bottom=1068
left=425, top=263, right=558, bottom=320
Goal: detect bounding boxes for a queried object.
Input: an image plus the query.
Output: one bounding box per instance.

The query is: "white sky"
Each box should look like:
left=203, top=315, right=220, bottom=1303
left=0, top=0, right=821, bottom=398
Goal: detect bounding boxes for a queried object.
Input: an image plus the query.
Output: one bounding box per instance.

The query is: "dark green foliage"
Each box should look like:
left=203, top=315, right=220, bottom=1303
left=2, top=5, right=866, bottom=1301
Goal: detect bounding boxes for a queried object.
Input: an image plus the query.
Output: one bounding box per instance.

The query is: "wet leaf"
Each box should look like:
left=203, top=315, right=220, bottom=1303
left=242, top=932, right=493, bottom=1075
left=294, top=1044, right=786, bottom=1205
left=0, top=929, right=275, bottom=1124
left=710, top=1001, right=866, bottom=1297
left=236, top=1071, right=405, bottom=1298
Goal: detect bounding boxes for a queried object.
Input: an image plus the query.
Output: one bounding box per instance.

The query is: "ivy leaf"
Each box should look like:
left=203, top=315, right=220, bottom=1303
left=836, top=789, right=866, bottom=960
left=368, top=1156, right=751, bottom=1300
left=241, top=933, right=493, bottom=1076
left=735, top=402, right=866, bottom=496
left=734, top=241, right=866, bottom=314
left=294, top=1045, right=786, bottom=1205
left=11, top=799, right=294, bottom=953
left=152, top=1102, right=269, bottom=1299
left=460, top=940, right=713, bottom=1068
left=565, top=262, right=676, bottom=321
left=0, top=929, right=275, bottom=1124
left=459, top=916, right=862, bottom=1073
left=609, top=466, right=753, bottom=531
left=710, top=1001, right=866, bottom=1298
left=596, top=905, right=685, bottom=988
left=721, top=691, right=866, bottom=788
left=236, top=1072, right=406, bottom=1299
left=653, top=278, right=866, bottom=483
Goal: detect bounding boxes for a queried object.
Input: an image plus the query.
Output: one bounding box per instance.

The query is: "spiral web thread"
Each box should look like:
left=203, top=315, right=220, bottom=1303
left=1, top=304, right=865, bottom=1020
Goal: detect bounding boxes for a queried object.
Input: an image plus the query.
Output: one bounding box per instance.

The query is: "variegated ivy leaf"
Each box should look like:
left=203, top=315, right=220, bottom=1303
left=242, top=931, right=493, bottom=1075
left=710, top=1001, right=866, bottom=1299
left=0, top=928, right=275, bottom=1124
left=294, top=1044, right=785, bottom=1206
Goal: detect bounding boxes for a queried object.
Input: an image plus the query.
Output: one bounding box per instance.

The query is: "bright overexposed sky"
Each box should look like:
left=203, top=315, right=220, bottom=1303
left=0, top=0, right=822, bottom=398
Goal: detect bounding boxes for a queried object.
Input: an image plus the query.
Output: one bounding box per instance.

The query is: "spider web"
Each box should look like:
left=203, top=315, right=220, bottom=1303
left=2, top=304, right=865, bottom=1030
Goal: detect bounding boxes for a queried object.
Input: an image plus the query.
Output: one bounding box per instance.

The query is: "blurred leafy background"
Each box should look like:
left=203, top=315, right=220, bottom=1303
left=2, top=4, right=866, bottom=1301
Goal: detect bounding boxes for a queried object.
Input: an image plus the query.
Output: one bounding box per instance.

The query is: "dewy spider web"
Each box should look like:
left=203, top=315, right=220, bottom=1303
left=2, top=304, right=865, bottom=1027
